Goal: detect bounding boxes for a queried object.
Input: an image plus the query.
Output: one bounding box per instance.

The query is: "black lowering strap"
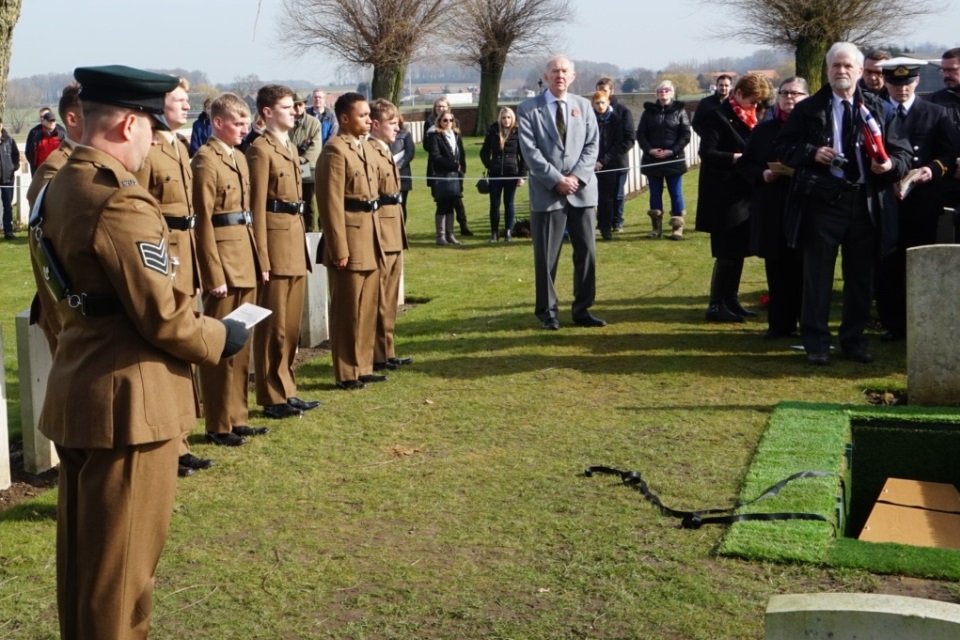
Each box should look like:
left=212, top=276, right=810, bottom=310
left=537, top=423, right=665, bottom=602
left=584, top=466, right=835, bottom=530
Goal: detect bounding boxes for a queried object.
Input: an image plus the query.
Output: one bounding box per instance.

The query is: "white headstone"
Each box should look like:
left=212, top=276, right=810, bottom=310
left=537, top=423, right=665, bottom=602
left=907, top=245, right=960, bottom=405
left=15, top=310, right=58, bottom=473
left=300, top=232, right=329, bottom=347
left=0, top=327, right=11, bottom=490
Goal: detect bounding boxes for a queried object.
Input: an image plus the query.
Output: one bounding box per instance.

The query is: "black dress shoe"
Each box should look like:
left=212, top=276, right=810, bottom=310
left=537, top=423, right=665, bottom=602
left=233, top=425, right=269, bottom=437
left=206, top=431, right=247, bottom=446
left=388, top=356, right=413, bottom=367
left=287, top=397, right=321, bottom=411
left=179, top=453, right=214, bottom=471
left=573, top=314, right=607, bottom=327
left=705, top=303, right=745, bottom=323
left=880, top=330, right=904, bottom=342
left=841, top=350, right=875, bottom=363
left=460, top=227, right=474, bottom=237
left=359, top=374, right=388, bottom=383
left=374, top=361, right=400, bottom=371
left=542, top=319, right=560, bottom=330
left=726, top=299, right=758, bottom=317
left=806, top=353, right=832, bottom=366
left=178, top=465, right=195, bottom=478
left=336, top=379, right=366, bottom=390
left=263, top=403, right=303, bottom=419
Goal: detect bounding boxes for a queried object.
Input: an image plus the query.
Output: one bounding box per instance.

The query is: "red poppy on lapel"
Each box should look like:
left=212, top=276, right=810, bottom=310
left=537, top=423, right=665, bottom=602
left=571, top=109, right=580, bottom=117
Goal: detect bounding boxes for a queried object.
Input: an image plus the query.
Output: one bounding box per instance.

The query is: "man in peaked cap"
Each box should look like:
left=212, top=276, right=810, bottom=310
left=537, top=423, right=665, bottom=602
left=927, top=48, right=960, bottom=231
left=874, top=57, right=960, bottom=342
left=32, top=64, right=249, bottom=640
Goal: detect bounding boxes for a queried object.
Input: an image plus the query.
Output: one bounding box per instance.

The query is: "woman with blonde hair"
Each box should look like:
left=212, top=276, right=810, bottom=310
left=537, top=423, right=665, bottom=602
left=424, top=109, right=467, bottom=245
left=636, top=79, right=691, bottom=239
left=480, top=107, right=526, bottom=241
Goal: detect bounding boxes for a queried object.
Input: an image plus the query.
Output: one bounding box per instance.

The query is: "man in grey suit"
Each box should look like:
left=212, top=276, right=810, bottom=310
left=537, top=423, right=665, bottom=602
left=518, top=55, right=605, bottom=330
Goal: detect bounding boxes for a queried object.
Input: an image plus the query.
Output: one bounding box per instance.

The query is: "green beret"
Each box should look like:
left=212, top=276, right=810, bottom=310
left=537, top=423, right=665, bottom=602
left=74, top=65, right=180, bottom=129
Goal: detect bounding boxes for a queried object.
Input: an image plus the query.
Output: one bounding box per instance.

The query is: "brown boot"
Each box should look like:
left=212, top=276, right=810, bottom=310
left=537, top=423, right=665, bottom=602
left=444, top=214, right=461, bottom=245
left=646, top=210, right=663, bottom=239
left=669, top=214, right=685, bottom=240
left=436, top=215, right=448, bottom=246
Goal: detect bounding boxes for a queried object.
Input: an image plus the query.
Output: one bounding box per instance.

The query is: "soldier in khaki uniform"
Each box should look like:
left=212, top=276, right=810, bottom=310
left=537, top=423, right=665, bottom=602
left=133, top=78, right=221, bottom=470
left=247, top=84, right=320, bottom=418
left=367, top=99, right=413, bottom=372
left=317, top=92, right=386, bottom=390
left=193, top=93, right=270, bottom=443
left=30, top=64, right=249, bottom=640
left=27, top=83, right=83, bottom=352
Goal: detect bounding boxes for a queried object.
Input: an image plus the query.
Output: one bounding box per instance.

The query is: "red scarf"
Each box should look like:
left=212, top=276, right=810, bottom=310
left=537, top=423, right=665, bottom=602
left=728, top=96, right=757, bottom=129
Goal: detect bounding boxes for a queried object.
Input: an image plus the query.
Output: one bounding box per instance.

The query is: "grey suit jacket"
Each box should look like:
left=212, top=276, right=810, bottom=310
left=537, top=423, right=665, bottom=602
left=517, top=92, right=599, bottom=212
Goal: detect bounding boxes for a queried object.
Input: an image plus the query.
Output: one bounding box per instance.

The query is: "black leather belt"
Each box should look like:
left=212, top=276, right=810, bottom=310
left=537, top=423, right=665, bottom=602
left=344, top=199, right=380, bottom=212
left=378, top=193, right=402, bottom=206
left=266, top=199, right=304, bottom=214
left=67, top=292, right=124, bottom=317
left=212, top=211, right=253, bottom=227
left=164, top=215, right=197, bottom=231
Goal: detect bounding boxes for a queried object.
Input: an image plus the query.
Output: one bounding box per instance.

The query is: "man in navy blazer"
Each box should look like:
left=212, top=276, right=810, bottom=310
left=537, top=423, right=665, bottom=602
left=517, top=54, right=605, bottom=330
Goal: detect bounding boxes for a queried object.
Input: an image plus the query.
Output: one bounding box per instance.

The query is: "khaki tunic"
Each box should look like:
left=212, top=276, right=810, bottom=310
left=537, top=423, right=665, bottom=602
left=134, top=135, right=200, bottom=295
left=192, top=138, right=260, bottom=432
left=317, top=135, right=383, bottom=381
left=246, top=130, right=310, bottom=403
left=33, top=145, right=227, bottom=640
left=27, top=139, right=75, bottom=352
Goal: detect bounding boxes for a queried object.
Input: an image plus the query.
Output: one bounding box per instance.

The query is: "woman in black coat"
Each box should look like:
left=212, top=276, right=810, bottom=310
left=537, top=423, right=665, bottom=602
left=737, top=77, right=809, bottom=338
left=696, top=72, right=771, bottom=322
left=592, top=91, right=630, bottom=240
left=390, top=115, right=415, bottom=223
left=424, top=110, right=466, bottom=246
left=636, top=80, right=691, bottom=239
left=480, top=107, right=526, bottom=242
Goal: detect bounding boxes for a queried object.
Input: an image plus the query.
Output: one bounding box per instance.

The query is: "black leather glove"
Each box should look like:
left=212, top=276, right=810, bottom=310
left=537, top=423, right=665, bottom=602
left=220, top=318, right=250, bottom=358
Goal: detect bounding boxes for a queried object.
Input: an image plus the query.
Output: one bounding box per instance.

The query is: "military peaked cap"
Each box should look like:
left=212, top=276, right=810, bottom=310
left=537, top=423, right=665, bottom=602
left=876, top=57, right=927, bottom=85
left=74, top=65, right=180, bottom=129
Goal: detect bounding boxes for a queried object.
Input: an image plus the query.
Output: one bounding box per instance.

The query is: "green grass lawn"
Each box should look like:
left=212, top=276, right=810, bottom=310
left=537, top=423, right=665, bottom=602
left=0, top=138, right=943, bottom=639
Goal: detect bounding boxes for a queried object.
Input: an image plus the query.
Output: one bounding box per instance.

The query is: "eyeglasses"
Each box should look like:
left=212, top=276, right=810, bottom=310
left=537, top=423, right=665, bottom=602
left=778, top=90, right=807, bottom=97
left=440, top=118, right=455, bottom=123
left=940, top=66, right=960, bottom=74
left=656, top=88, right=672, bottom=93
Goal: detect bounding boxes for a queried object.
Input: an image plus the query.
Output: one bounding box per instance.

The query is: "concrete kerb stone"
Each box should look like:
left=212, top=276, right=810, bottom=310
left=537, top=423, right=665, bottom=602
left=15, top=310, right=58, bottom=474
left=301, top=232, right=329, bottom=347
left=766, top=593, right=960, bottom=639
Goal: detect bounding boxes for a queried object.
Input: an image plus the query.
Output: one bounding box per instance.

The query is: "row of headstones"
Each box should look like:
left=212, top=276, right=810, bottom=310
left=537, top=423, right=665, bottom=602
left=1, top=232, right=407, bottom=490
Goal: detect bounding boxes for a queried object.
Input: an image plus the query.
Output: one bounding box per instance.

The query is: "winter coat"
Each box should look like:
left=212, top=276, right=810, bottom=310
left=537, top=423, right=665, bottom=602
left=0, top=130, right=20, bottom=185
left=695, top=100, right=753, bottom=234
left=637, top=100, right=690, bottom=178
left=480, top=123, right=526, bottom=178
left=736, top=115, right=790, bottom=258
left=390, top=128, right=415, bottom=192
left=595, top=107, right=630, bottom=171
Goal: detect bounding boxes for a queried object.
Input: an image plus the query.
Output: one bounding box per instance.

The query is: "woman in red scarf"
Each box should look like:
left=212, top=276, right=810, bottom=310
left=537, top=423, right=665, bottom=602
left=695, top=72, right=772, bottom=322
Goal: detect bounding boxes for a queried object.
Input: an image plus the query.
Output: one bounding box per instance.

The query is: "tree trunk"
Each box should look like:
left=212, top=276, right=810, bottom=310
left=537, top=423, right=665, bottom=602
left=474, top=58, right=504, bottom=136
left=0, top=0, right=24, bottom=112
left=795, top=35, right=829, bottom=94
left=372, top=62, right=405, bottom=105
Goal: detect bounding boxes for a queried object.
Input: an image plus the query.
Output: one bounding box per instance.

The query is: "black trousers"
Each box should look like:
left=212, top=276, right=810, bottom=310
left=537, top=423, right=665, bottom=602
left=764, top=246, right=803, bottom=335
left=800, top=189, right=875, bottom=355
left=875, top=212, right=940, bottom=336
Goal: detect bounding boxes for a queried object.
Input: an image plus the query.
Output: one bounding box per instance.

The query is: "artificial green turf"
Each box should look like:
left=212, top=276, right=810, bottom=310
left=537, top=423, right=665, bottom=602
left=719, top=402, right=960, bottom=579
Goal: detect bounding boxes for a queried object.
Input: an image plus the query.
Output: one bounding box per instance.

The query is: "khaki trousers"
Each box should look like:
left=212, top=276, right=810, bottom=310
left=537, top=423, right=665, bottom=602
left=200, top=287, right=256, bottom=432
left=375, top=252, right=402, bottom=363
left=55, top=438, right=180, bottom=640
left=328, top=267, right=378, bottom=382
left=254, top=274, right=305, bottom=405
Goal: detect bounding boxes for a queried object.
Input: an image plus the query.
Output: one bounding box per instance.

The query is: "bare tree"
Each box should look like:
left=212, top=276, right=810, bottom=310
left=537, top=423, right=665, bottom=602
left=447, top=0, right=572, bottom=135
left=278, top=0, right=449, bottom=105
left=231, top=74, right=262, bottom=100
left=0, top=0, right=23, bottom=113
left=705, top=0, right=939, bottom=92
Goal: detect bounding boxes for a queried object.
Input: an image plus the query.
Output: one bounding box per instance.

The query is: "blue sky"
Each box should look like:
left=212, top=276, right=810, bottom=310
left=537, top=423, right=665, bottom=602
left=9, top=0, right=959, bottom=85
